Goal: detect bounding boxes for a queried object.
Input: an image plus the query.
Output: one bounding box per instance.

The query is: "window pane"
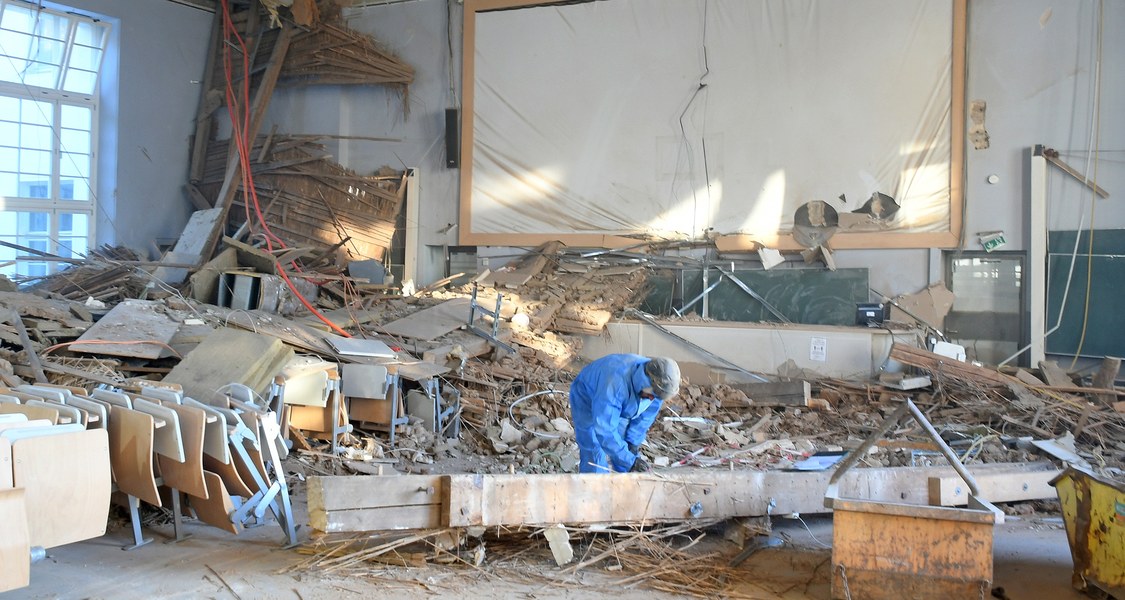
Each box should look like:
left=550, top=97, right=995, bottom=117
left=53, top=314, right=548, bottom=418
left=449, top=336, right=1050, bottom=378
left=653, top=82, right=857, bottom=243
left=60, top=176, right=89, bottom=201
left=0, top=147, right=16, bottom=166
left=18, top=175, right=48, bottom=198
left=60, top=104, right=90, bottom=130
left=27, top=37, right=65, bottom=65
left=21, top=61, right=59, bottom=88
left=0, top=58, right=25, bottom=84
left=19, top=123, right=52, bottom=150
left=19, top=148, right=50, bottom=174
left=0, top=171, right=16, bottom=196
left=67, top=45, right=101, bottom=71
left=0, top=30, right=33, bottom=59
left=0, top=95, right=17, bottom=115
left=60, top=128, right=89, bottom=154
left=60, top=152, right=88, bottom=178
left=61, top=67, right=96, bottom=94
left=34, top=13, right=70, bottom=43
left=0, top=5, right=34, bottom=32
left=59, top=212, right=87, bottom=233
left=74, top=22, right=104, bottom=48
left=19, top=211, right=48, bottom=233
left=0, top=121, right=15, bottom=140
left=19, top=100, right=51, bottom=126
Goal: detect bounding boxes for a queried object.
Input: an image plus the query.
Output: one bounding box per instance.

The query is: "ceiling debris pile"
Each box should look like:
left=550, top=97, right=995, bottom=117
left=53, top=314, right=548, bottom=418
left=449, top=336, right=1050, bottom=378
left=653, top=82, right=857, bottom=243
left=198, top=134, right=403, bottom=261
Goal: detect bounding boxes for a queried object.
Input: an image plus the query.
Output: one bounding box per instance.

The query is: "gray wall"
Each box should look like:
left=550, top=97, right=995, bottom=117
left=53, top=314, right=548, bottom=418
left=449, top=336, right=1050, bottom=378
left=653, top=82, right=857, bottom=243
left=268, top=0, right=463, bottom=284
left=267, top=0, right=1123, bottom=295
left=60, top=0, right=210, bottom=255
left=967, top=0, right=1124, bottom=244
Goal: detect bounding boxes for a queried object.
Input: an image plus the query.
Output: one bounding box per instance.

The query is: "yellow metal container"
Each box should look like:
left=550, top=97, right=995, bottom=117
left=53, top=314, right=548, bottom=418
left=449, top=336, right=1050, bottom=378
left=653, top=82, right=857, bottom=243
left=830, top=498, right=996, bottom=599
left=1051, top=467, right=1125, bottom=597
left=824, top=400, right=1003, bottom=600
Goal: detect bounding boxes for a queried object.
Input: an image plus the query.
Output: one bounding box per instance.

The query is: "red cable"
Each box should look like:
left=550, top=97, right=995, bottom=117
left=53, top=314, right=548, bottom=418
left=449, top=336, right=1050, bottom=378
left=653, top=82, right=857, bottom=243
left=218, top=0, right=350, bottom=338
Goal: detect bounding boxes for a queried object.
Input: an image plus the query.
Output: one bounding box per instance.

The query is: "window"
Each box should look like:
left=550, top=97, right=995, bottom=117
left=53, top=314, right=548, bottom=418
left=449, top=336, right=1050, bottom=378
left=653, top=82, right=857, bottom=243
left=0, top=1, right=108, bottom=277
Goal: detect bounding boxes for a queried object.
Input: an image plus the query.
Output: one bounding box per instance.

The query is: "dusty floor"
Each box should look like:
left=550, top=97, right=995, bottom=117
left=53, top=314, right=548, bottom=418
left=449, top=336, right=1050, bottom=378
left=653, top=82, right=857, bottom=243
left=4, top=499, right=1084, bottom=600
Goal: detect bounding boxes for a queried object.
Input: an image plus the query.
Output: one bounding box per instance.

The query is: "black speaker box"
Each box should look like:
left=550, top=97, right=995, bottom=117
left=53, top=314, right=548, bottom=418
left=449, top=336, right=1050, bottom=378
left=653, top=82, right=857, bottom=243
left=445, top=108, right=459, bottom=168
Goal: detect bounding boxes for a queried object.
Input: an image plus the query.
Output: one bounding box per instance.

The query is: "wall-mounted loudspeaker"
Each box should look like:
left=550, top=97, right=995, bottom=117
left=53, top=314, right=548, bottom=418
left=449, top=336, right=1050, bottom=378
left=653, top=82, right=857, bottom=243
left=445, top=108, right=460, bottom=168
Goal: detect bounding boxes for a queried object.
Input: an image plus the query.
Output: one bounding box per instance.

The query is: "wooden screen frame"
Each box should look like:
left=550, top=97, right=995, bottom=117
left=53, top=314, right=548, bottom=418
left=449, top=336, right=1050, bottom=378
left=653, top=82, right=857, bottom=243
left=459, top=0, right=967, bottom=250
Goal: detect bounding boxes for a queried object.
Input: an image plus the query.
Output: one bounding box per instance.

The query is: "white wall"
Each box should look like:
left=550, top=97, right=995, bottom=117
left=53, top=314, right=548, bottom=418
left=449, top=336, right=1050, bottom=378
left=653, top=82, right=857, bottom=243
left=263, top=0, right=1123, bottom=295
left=60, top=0, right=211, bottom=255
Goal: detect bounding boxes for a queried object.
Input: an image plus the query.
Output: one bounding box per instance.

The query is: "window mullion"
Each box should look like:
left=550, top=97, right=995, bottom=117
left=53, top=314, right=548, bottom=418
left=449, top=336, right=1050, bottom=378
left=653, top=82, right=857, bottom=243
left=52, top=100, right=61, bottom=204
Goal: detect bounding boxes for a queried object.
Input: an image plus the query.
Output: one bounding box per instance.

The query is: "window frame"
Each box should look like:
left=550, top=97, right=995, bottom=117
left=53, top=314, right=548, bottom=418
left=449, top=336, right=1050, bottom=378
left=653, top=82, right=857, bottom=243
left=0, top=0, right=109, bottom=273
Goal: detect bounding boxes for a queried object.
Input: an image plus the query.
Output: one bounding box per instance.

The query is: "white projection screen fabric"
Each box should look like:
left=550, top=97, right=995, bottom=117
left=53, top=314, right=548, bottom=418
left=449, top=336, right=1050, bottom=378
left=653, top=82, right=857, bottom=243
left=461, top=0, right=965, bottom=249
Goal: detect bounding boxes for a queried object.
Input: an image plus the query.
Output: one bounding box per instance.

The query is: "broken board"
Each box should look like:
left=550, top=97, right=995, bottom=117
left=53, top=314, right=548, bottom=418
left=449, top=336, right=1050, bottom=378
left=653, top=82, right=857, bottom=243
left=68, top=300, right=181, bottom=359
left=379, top=298, right=473, bottom=342
left=153, top=207, right=223, bottom=285
left=162, top=328, right=294, bottom=406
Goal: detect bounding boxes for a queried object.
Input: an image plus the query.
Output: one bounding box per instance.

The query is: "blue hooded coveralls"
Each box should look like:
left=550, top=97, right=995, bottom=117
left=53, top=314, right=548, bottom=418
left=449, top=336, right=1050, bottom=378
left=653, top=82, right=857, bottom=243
left=569, top=354, right=662, bottom=473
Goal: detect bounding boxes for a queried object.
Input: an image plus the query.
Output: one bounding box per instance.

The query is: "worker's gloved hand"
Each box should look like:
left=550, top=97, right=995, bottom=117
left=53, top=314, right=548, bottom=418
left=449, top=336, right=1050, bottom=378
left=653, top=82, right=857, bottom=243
left=629, top=455, right=651, bottom=473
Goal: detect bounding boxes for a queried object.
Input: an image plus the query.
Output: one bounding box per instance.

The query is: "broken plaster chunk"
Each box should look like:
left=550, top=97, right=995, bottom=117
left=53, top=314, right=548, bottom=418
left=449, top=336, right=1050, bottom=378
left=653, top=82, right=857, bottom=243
left=544, top=525, right=574, bottom=566
left=500, top=419, right=524, bottom=444
left=653, top=456, right=671, bottom=468
left=549, top=417, right=574, bottom=435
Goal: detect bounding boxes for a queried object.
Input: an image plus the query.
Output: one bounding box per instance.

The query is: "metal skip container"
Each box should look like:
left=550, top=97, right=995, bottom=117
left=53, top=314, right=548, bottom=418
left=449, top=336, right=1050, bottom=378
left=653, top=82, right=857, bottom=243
left=824, top=400, right=1004, bottom=600
left=1051, top=467, right=1125, bottom=598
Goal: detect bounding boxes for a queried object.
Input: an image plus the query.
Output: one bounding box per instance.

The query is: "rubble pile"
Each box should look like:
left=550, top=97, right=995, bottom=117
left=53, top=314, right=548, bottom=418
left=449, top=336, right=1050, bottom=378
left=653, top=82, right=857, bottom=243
left=0, top=237, right=1121, bottom=481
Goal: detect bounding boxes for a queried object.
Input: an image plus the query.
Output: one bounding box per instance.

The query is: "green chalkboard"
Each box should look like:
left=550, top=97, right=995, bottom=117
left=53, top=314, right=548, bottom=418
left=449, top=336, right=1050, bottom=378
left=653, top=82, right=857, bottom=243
left=1046, top=229, right=1125, bottom=358
left=641, top=268, right=870, bottom=326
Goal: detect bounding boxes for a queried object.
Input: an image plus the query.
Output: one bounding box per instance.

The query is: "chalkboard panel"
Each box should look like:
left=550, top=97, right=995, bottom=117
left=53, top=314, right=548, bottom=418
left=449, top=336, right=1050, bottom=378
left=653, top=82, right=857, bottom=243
left=642, top=268, right=870, bottom=326
left=1046, top=229, right=1125, bottom=358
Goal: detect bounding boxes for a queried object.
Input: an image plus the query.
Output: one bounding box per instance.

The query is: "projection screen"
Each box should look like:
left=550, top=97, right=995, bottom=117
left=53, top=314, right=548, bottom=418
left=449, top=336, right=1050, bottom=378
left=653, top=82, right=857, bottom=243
left=460, top=0, right=965, bottom=249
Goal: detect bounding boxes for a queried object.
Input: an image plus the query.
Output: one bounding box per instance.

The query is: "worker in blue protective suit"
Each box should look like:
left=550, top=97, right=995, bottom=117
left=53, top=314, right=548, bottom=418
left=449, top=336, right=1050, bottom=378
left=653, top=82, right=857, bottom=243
left=569, top=354, right=681, bottom=474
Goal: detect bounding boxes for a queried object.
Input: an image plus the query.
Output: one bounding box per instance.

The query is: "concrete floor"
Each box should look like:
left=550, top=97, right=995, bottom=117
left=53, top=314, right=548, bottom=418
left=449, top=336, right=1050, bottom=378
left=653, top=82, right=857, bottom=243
left=3, top=507, right=1084, bottom=600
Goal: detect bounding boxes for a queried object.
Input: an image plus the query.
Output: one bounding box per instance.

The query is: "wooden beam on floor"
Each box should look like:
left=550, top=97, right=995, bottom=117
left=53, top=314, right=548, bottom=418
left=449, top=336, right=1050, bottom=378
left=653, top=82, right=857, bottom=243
left=307, top=462, right=1059, bottom=533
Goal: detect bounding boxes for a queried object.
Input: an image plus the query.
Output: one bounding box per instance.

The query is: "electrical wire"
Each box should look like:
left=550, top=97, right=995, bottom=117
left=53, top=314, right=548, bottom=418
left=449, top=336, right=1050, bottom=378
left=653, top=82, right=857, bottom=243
left=217, top=0, right=351, bottom=338
left=1068, top=0, right=1104, bottom=368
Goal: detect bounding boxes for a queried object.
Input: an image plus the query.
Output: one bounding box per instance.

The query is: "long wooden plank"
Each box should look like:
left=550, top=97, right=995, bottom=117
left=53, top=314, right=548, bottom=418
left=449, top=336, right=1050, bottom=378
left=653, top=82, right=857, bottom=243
left=156, top=402, right=209, bottom=499
left=107, top=407, right=161, bottom=507
left=446, top=464, right=1060, bottom=528
left=889, top=343, right=1012, bottom=387
left=11, top=429, right=111, bottom=548
left=308, top=463, right=1055, bottom=532
left=0, top=488, right=30, bottom=592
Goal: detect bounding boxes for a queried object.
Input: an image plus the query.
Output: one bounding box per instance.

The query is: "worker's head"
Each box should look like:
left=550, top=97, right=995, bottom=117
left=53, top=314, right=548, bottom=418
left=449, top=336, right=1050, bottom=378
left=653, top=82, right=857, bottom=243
left=643, top=357, right=681, bottom=400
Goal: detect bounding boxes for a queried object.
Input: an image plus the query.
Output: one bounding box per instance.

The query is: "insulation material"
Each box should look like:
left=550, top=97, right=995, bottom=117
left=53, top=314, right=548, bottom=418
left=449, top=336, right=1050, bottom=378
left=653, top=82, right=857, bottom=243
left=469, top=0, right=954, bottom=241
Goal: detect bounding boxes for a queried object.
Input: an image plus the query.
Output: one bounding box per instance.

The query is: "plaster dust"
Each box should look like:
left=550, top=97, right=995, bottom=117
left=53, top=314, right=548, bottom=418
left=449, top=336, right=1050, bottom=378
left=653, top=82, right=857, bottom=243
left=2, top=495, right=1084, bottom=600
